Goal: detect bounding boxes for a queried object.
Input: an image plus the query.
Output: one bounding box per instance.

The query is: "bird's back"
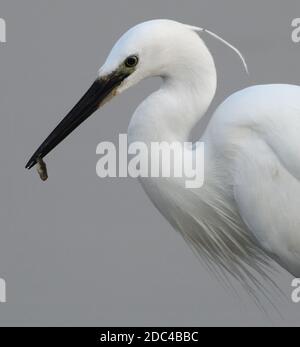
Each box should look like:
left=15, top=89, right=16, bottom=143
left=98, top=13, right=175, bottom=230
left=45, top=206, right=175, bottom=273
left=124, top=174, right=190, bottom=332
left=206, top=84, right=300, bottom=276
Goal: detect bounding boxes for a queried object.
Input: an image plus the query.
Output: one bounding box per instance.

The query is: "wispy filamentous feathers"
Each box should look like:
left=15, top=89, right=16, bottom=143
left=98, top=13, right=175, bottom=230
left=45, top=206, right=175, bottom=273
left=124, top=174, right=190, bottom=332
left=186, top=24, right=249, bottom=75
left=144, top=176, right=283, bottom=310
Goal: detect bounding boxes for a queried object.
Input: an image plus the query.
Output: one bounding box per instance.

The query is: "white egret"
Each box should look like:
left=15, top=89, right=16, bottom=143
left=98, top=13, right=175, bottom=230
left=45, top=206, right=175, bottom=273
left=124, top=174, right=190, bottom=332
left=26, top=20, right=300, bottom=296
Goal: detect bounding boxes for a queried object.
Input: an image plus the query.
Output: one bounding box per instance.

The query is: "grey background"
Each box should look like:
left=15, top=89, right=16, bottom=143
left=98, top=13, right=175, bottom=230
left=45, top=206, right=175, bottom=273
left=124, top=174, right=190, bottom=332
left=0, top=0, right=299, bottom=326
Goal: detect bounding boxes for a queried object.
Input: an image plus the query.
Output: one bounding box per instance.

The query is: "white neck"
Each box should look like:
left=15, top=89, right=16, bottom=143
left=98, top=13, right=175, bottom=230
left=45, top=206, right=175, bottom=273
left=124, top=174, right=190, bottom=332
left=128, top=46, right=217, bottom=144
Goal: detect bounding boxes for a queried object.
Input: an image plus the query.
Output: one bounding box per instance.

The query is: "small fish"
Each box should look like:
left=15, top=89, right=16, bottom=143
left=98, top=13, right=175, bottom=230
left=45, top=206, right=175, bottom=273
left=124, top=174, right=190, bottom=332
left=36, top=157, right=48, bottom=181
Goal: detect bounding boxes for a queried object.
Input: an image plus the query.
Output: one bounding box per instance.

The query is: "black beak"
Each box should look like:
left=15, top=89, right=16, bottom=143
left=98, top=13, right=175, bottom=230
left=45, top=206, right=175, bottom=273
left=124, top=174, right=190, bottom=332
left=26, top=72, right=128, bottom=170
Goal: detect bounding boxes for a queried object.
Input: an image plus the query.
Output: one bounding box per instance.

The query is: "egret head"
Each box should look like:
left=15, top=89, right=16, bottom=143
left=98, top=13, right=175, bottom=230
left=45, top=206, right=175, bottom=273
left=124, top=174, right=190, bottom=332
left=98, top=20, right=215, bottom=92
left=26, top=19, right=247, bottom=170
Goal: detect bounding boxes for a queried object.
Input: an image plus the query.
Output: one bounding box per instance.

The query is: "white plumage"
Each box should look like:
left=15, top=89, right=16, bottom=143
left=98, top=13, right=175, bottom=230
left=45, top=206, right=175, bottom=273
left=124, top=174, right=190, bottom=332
left=27, top=19, right=300, bottom=297
left=105, top=20, right=300, bottom=285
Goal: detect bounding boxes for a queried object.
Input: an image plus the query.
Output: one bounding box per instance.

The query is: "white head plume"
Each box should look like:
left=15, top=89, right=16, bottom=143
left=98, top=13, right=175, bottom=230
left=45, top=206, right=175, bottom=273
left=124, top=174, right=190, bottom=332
left=186, top=25, right=249, bottom=75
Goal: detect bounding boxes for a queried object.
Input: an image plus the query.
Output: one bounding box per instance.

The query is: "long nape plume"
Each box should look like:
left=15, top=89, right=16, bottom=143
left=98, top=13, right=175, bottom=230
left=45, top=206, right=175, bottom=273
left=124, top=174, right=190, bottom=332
left=186, top=24, right=249, bottom=75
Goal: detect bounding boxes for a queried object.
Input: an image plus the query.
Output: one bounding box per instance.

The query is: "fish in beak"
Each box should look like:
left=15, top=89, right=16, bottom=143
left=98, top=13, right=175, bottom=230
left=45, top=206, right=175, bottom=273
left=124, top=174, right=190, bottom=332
left=25, top=70, right=130, bottom=175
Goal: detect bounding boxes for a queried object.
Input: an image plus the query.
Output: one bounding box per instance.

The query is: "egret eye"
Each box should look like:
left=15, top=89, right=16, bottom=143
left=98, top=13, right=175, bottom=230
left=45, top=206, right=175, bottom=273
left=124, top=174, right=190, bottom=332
left=125, top=55, right=139, bottom=68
